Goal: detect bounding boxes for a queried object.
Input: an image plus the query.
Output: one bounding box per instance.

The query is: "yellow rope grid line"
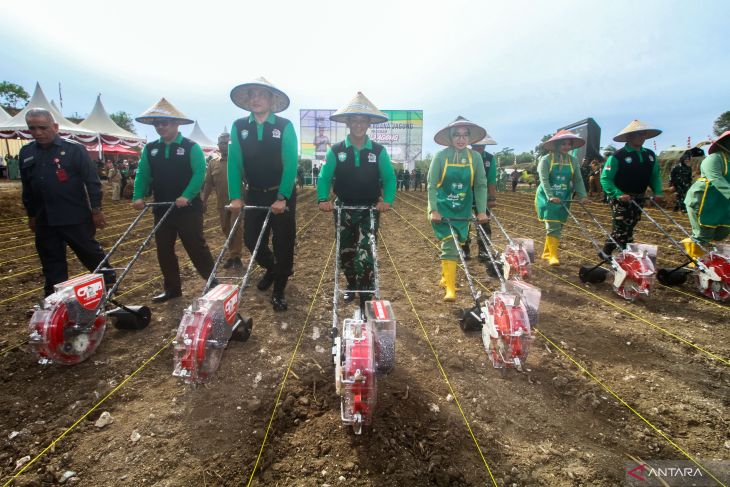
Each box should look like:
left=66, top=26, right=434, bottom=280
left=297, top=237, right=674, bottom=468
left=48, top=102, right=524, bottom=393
left=0, top=224, right=220, bottom=306
left=498, top=192, right=692, bottom=226
left=534, top=330, right=726, bottom=486
left=246, top=237, right=335, bottom=486
left=0, top=210, right=322, bottom=357
left=391, top=195, right=727, bottom=484
left=379, top=231, right=499, bottom=486
left=0, top=201, right=134, bottom=230
left=1, top=337, right=175, bottom=487
left=2, top=209, right=323, bottom=486
left=0, top=215, right=153, bottom=252
left=489, top=200, right=729, bottom=313
left=0, top=223, right=158, bottom=282
left=395, top=193, right=729, bottom=363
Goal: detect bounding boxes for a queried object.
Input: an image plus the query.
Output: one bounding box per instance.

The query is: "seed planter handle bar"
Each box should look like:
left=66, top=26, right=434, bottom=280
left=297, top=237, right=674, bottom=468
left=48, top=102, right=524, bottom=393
left=202, top=205, right=273, bottom=295
left=446, top=222, right=482, bottom=308
left=236, top=208, right=273, bottom=303
left=368, top=207, right=381, bottom=300
left=645, top=198, right=711, bottom=254
left=98, top=202, right=176, bottom=309
left=332, top=206, right=344, bottom=336
left=572, top=201, right=623, bottom=252
left=629, top=200, right=709, bottom=274
left=488, top=211, right=515, bottom=247
left=93, top=202, right=173, bottom=274
left=559, top=202, right=603, bottom=253
left=473, top=218, right=509, bottom=292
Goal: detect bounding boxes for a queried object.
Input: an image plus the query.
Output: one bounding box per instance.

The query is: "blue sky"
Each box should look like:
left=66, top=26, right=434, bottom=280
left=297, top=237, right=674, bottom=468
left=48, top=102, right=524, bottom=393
left=2, top=0, right=728, bottom=158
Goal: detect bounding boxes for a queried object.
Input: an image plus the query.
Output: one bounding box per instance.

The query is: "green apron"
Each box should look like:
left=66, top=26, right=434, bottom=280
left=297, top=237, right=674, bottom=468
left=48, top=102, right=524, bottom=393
left=430, top=149, right=475, bottom=243
left=685, top=152, right=730, bottom=228
left=535, top=154, right=574, bottom=223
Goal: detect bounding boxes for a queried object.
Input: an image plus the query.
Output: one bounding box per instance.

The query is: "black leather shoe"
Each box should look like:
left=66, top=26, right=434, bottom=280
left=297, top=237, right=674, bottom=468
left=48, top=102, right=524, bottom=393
left=271, top=294, right=288, bottom=311
left=462, top=245, right=471, bottom=260
left=223, top=257, right=243, bottom=270
left=343, top=291, right=356, bottom=303
left=152, top=291, right=182, bottom=303
left=257, top=270, right=275, bottom=291
left=477, top=251, right=489, bottom=262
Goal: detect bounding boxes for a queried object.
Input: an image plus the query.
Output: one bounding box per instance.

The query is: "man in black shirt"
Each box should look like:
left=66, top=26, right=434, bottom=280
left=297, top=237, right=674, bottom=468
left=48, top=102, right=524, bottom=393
left=20, top=108, right=112, bottom=296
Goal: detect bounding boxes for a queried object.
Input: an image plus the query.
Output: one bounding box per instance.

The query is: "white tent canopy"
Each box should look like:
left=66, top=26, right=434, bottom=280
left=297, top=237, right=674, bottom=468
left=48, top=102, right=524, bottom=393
left=186, top=121, right=217, bottom=150
left=0, top=105, right=10, bottom=123
left=80, top=94, right=144, bottom=143
left=0, top=82, right=96, bottom=137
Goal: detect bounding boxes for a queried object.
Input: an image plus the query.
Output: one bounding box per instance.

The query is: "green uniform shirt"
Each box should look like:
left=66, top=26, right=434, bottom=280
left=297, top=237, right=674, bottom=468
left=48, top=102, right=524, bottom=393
left=685, top=151, right=730, bottom=227
left=537, top=153, right=587, bottom=199
left=317, top=135, right=397, bottom=204
left=133, top=133, right=206, bottom=201
left=227, top=112, right=298, bottom=200
left=427, top=147, right=488, bottom=215
left=600, top=144, right=663, bottom=198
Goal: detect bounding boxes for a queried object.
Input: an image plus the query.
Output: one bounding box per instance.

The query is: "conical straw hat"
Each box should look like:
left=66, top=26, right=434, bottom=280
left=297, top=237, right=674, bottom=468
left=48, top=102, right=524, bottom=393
left=708, top=130, right=730, bottom=155
left=613, top=119, right=662, bottom=142
left=542, top=129, right=585, bottom=150
left=472, top=132, right=498, bottom=146
left=230, top=76, right=290, bottom=113
left=135, top=98, right=193, bottom=125
left=329, top=92, right=388, bottom=124
left=434, top=116, right=487, bottom=146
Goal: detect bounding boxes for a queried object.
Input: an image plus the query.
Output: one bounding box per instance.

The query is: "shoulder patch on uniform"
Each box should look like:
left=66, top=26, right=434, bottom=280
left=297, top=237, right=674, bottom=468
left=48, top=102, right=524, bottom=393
left=337, top=152, right=347, bottom=162
left=648, top=155, right=654, bottom=162
left=176, top=147, right=185, bottom=156
left=24, top=156, right=34, bottom=163
left=272, top=129, right=281, bottom=139
left=241, top=129, right=249, bottom=140
left=624, top=157, right=632, bottom=164
left=151, top=148, right=159, bottom=157
left=368, top=153, right=377, bottom=163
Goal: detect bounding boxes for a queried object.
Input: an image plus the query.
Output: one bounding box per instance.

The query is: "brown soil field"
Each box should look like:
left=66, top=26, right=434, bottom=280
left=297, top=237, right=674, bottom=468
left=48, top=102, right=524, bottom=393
left=0, top=183, right=727, bottom=486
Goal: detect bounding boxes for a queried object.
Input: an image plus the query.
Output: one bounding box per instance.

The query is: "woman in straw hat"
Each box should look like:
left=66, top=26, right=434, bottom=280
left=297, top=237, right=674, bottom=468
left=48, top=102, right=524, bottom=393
left=227, top=77, right=298, bottom=312
left=317, top=92, right=397, bottom=304
left=428, top=116, right=489, bottom=302
left=599, top=120, right=664, bottom=257
left=132, top=98, right=215, bottom=302
left=535, top=130, right=588, bottom=266
left=682, top=131, right=730, bottom=258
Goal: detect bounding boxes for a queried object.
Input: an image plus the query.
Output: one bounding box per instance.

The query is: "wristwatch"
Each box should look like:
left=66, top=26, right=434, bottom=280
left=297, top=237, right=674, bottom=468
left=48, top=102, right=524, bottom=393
left=276, top=194, right=287, bottom=202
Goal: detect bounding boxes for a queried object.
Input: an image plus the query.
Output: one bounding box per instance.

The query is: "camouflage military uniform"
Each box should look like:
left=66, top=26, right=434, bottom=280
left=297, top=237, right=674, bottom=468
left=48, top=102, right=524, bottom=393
left=337, top=209, right=379, bottom=289
left=608, top=197, right=644, bottom=247
left=669, top=159, right=692, bottom=212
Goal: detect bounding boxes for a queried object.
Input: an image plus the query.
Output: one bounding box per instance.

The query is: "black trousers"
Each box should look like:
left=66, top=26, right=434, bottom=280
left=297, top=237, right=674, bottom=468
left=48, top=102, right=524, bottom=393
left=35, top=219, right=109, bottom=296
left=244, top=189, right=296, bottom=284
left=154, top=209, right=214, bottom=294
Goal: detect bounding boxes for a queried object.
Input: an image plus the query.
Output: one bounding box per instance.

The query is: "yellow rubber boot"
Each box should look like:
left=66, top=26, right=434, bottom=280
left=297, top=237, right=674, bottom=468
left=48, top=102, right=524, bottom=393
left=546, top=235, right=560, bottom=266
left=541, top=239, right=550, bottom=261
left=442, top=260, right=457, bottom=302
left=681, top=238, right=705, bottom=267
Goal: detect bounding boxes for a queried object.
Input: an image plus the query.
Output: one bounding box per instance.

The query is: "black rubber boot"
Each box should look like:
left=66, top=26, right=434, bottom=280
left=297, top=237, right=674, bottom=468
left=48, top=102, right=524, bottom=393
left=271, top=276, right=289, bottom=311
left=257, top=269, right=275, bottom=291
left=599, top=242, right=617, bottom=261
left=343, top=276, right=357, bottom=303
left=462, top=241, right=471, bottom=261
